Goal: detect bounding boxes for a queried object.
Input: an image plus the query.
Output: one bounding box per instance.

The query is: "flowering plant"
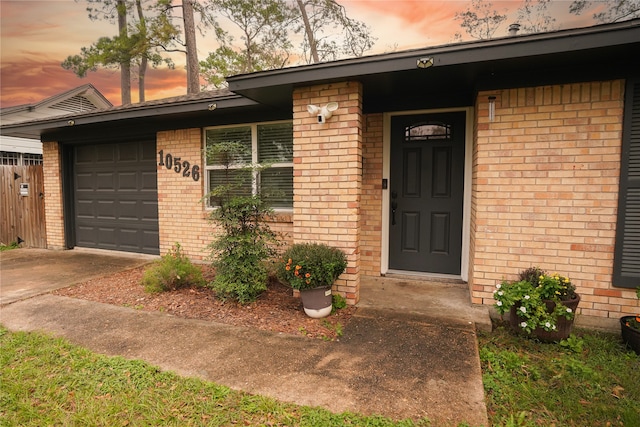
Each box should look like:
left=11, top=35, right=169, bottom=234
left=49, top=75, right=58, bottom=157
left=493, top=267, right=578, bottom=334
left=276, top=243, right=347, bottom=291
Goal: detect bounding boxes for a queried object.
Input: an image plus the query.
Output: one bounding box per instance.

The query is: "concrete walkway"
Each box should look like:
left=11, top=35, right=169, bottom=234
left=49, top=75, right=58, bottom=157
left=0, top=248, right=489, bottom=426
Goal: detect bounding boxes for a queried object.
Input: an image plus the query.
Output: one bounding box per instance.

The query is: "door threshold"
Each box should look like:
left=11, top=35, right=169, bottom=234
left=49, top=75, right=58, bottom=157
left=384, top=269, right=465, bottom=283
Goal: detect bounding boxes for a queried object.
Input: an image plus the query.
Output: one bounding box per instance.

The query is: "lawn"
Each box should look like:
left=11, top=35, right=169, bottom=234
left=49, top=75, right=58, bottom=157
left=1, top=324, right=638, bottom=427
left=480, top=324, right=640, bottom=427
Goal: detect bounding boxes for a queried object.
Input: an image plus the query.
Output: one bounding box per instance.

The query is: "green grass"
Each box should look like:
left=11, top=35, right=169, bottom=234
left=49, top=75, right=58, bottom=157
left=0, top=327, right=426, bottom=427
left=2, top=324, right=638, bottom=427
left=0, top=241, right=19, bottom=251
left=479, top=324, right=640, bottom=427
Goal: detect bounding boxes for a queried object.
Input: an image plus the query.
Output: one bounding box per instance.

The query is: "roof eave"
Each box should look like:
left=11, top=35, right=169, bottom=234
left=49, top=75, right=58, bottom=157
left=1, top=93, right=257, bottom=139
left=227, top=19, right=640, bottom=101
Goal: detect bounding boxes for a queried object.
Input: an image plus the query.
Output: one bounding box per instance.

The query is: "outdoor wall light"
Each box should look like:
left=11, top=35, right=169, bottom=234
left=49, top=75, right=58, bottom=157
left=416, top=57, right=434, bottom=69
left=208, top=103, right=217, bottom=111
left=488, top=96, right=496, bottom=122
left=307, top=102, right=338, bottom=124
left=67, top=120, right=75, bottom=126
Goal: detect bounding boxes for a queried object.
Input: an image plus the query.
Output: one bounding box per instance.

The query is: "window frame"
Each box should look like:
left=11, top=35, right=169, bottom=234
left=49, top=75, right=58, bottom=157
left=204, top=120, right=294, bottom=212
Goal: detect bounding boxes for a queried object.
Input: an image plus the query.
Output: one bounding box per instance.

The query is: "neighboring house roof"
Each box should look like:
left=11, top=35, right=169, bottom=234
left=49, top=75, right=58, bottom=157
left=1, top=84, right=112, bottom=126
left=1, top=19, right=639, bottom=141
left=0, top=84, right=113, bottom=154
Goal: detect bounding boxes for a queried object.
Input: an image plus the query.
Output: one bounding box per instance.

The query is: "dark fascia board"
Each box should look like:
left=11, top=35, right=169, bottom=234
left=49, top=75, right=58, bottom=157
left=227, top=19, right=640, bottom=102
left=0, top=92, right=258, bottom=139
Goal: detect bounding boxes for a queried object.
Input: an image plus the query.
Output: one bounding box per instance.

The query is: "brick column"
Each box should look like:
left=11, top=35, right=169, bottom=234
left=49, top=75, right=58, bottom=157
left=292, top=82, right=363, bottom=304
left=42, top=141, right=65, bottom=249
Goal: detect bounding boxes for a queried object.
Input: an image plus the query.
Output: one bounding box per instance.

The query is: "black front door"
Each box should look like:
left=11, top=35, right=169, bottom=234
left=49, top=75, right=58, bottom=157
left=389, top=112, right=465, bottom=275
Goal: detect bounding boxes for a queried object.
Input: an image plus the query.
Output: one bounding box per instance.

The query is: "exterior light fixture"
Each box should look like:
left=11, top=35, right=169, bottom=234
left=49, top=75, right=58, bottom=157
left=67, top=120, right=75, bottom=126
left=416, top=57, right=434, bottom=69
left=208, top=103, right=217, bottom=111
left=488, top=96, right=496, bottom=122
left=307, top=102, right=338, bottom=124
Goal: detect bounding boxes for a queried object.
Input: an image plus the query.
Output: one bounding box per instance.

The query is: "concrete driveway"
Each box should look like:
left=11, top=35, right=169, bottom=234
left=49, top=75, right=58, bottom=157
left=0, top=248, right=154, bottom=305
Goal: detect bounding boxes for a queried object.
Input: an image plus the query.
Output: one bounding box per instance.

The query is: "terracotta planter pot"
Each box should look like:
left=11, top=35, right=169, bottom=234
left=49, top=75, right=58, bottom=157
left=509, top=294, right=581, bottom=342
left=300, top=286, right=332, bottom=318
left=620, top=316, right=640, bottom=355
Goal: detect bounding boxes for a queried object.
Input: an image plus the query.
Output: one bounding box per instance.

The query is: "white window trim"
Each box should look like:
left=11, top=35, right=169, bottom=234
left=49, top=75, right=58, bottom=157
left=203, top=120, right=294, bottom=212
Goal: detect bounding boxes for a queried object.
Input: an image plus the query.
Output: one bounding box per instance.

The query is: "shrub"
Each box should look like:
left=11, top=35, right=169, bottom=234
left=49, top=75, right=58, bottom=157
left=277, top=243, right=347, bottom=291
left=142, top=243, right=204, bottom=293
left=206, top=141, right=280, bottom=304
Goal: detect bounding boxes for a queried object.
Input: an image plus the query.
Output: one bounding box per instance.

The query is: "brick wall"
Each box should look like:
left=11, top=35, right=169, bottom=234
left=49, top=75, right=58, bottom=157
left=292, top=82, right=363, bottom=304
left=361, top=113, right=384, bottom=276
left=471, top=80, right=638, bottom=321
left=42, top=141, right=65, bottom=249
left=156, top=129, right=210, bottom=259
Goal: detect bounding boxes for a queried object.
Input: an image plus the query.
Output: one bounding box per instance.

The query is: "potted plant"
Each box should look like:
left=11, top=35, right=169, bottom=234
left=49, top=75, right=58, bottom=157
left=620, top=287, right=640, bottom=355
left=493, top=267, right=580, bottom=342
left=277, top=243, right=347, bottom=318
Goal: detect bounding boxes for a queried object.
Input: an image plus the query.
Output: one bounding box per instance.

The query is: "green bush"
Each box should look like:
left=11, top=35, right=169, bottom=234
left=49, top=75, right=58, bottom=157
left=142, top=243, right=204, bottom=293
left=206, top=141, right=280, bottom=304
left=276, top=243, right=347, bottom=290
left=208, top=195, right=278, bottom=303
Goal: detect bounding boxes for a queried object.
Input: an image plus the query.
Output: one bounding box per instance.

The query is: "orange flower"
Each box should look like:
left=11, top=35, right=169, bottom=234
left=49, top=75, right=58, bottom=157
left=305, top=273, right=311, bottom=278
left=285, top=265, right=290, bottom=271
left=636, top=315, right=640, bottom=323
left=294, top=270, right=299, bottom=276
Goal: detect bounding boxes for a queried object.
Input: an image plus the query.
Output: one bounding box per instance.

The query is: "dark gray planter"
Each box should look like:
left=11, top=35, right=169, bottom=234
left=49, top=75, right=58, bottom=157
left=300, top=286, right=332, bottom=318
left=621, top=316, right=640, bottom=355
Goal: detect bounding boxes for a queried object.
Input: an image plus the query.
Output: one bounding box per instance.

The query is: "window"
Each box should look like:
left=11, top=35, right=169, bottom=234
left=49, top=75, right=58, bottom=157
left=1, top=151, right=19, bottom=165
left=404, top=122, right=452, bottom=142
left=205, top=121, right=293, bottom=209
left=613, top=78, right=640, bottom=288
left=22, top=153, right=43, bottom=165
left=0, top=152, right=43, bottom=165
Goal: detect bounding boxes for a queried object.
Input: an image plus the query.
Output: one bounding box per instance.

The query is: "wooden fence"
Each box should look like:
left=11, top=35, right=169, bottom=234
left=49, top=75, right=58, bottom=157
left=0, top=165, right=47, bottom=248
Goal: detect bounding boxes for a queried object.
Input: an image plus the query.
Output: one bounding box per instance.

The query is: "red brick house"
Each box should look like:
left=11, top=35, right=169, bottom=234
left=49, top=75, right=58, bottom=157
left=3, top=20, right=639, bottom=329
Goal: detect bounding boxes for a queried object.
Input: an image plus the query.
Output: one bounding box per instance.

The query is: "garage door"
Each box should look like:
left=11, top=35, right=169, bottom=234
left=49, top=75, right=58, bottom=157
left=73, top=140, right=160, bottom=255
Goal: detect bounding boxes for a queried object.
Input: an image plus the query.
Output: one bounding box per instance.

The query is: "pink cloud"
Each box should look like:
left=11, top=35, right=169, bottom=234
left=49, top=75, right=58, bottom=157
left=1, top=57, right=187, bottom=108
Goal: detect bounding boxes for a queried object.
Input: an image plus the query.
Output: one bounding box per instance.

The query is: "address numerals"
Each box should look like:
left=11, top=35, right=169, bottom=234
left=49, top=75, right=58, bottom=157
left=158, top=150, right=200, bottom=182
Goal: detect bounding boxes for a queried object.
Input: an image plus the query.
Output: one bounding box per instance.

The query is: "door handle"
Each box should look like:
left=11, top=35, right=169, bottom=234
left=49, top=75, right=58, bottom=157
left=391, top=201, right=398, bottom=225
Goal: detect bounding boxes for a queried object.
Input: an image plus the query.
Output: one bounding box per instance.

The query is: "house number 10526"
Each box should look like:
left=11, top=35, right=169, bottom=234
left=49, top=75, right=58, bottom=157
left=158, top=150, right=200, bottom=182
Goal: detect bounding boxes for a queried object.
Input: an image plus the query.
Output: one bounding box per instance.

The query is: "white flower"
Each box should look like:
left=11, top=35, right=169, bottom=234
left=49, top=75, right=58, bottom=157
left=520, top=306, right=527, bottom=313
left=496, top=284, right=501, bottom=289
left=524, top=295, right=530, bottom=300
left=496, top=301, right=503, bottom=306
left=566, top=308, right=573, bottom=313
left=552, top=325, right=557, bottom=330
left=545, top=322, right=551, bottom=328
left=520, top=322, right=527, bottom=328
left=498, top=291, right=503, bottom=296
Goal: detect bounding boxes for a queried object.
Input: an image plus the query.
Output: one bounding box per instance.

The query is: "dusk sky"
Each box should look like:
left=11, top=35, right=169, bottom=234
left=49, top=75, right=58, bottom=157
left=0, top=0, right=597, bottom=108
